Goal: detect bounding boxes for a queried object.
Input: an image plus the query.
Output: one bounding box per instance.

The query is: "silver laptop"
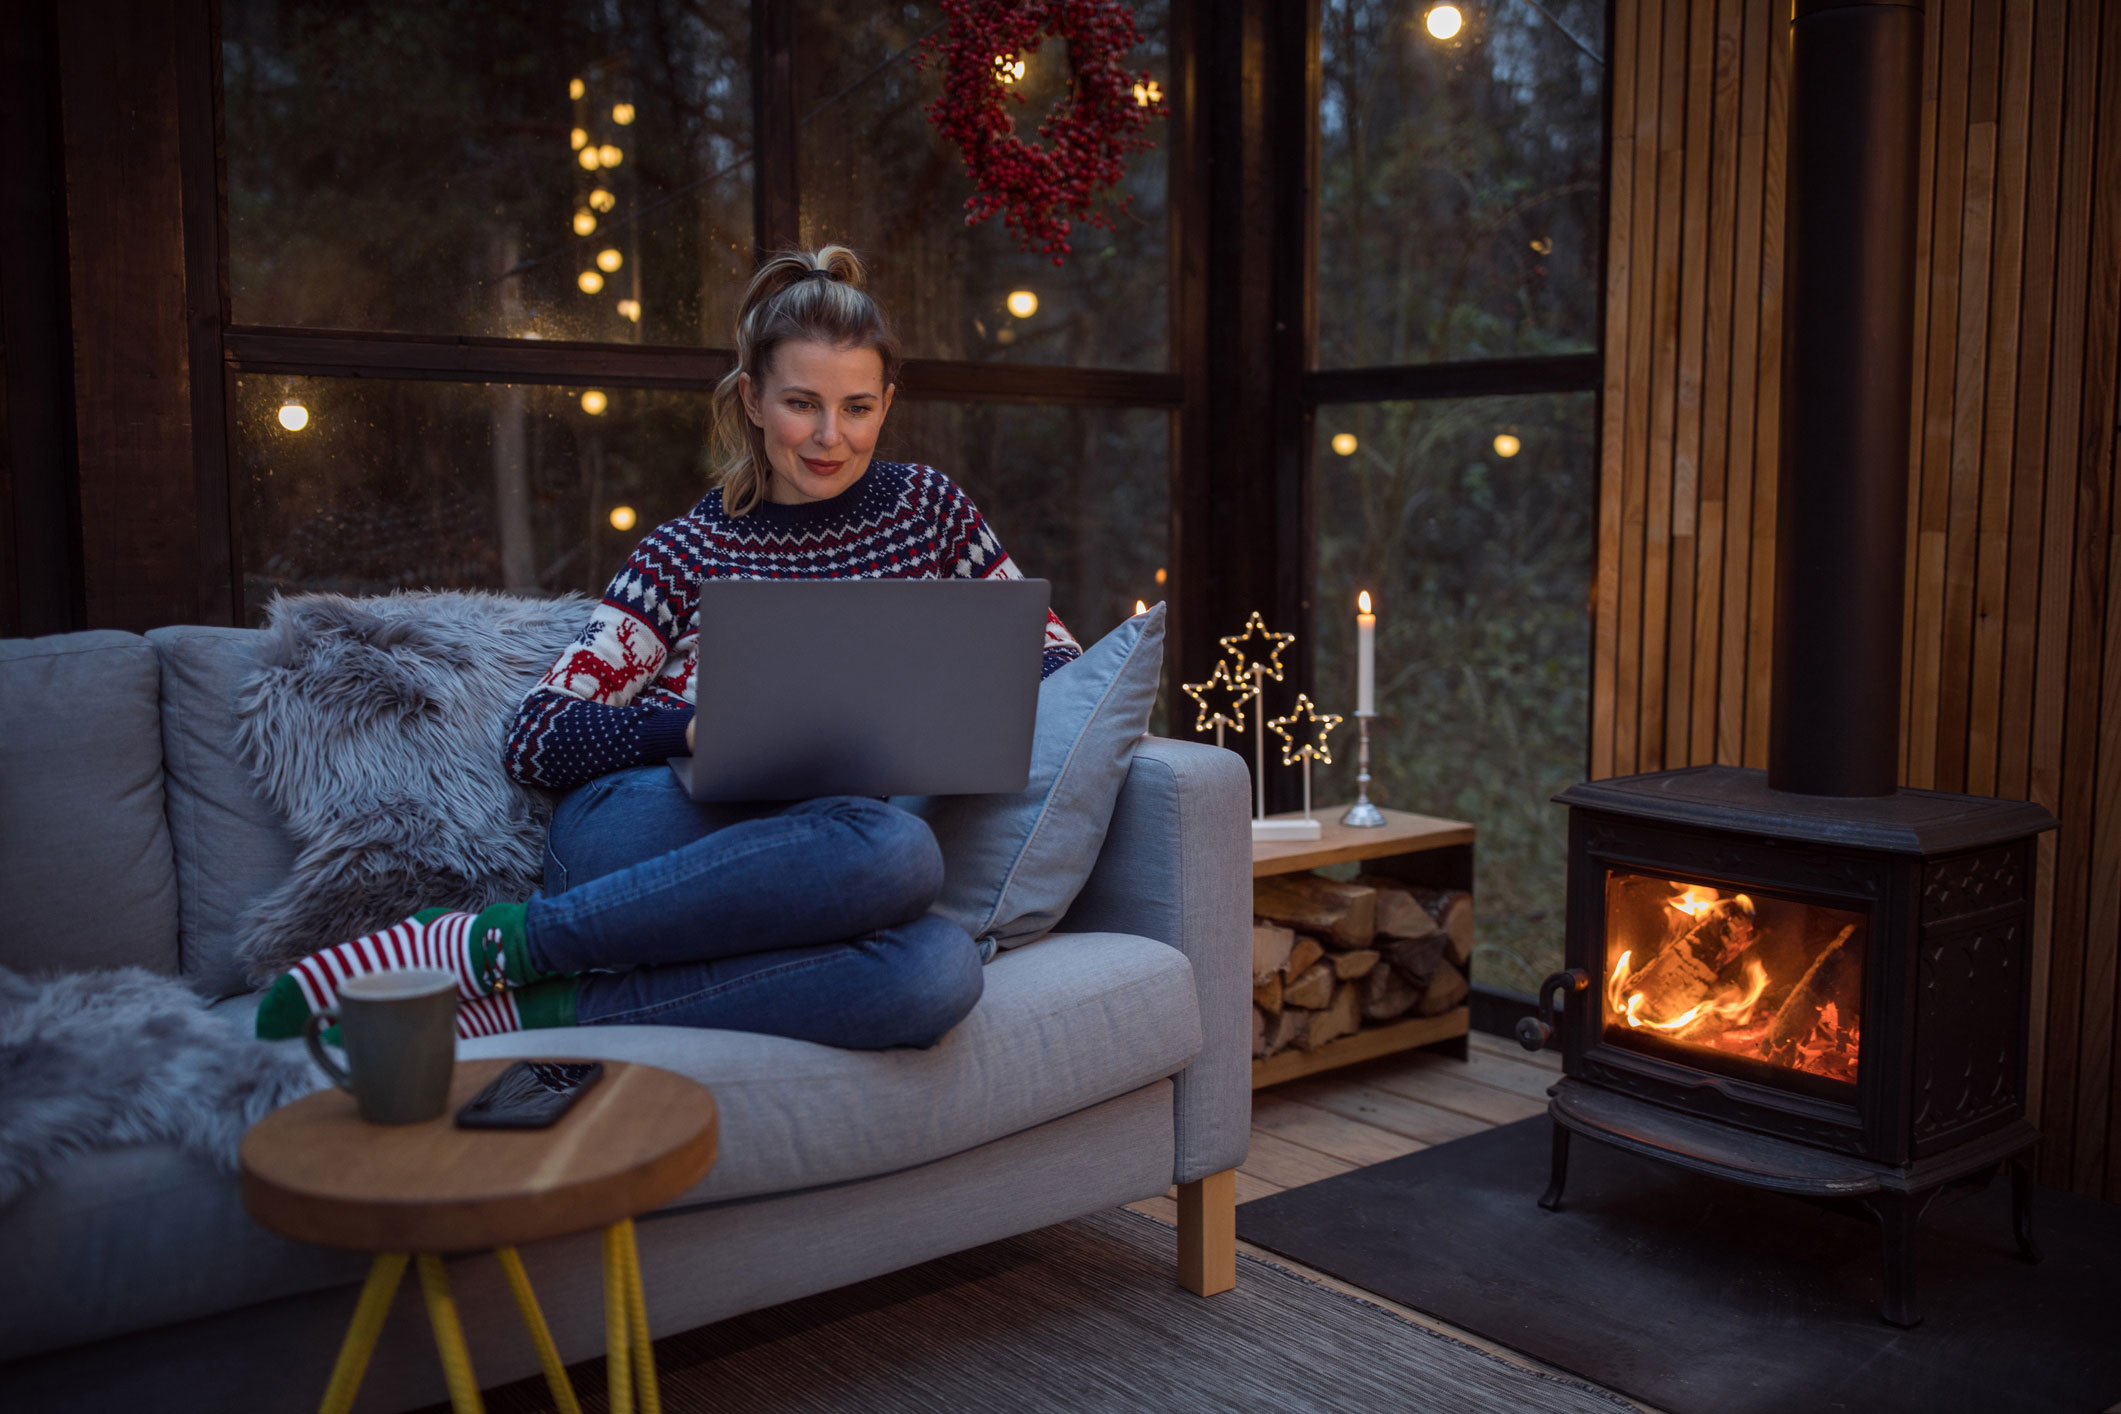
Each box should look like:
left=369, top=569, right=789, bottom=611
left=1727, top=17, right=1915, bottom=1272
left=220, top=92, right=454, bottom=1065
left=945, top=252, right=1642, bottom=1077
left=668, top=578, right=1050, bottom=801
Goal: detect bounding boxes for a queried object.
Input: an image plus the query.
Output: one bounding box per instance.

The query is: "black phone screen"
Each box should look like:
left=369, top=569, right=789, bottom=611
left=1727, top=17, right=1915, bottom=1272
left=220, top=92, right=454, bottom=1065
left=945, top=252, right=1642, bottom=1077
left=454, top=1060, right=604, bottom=1129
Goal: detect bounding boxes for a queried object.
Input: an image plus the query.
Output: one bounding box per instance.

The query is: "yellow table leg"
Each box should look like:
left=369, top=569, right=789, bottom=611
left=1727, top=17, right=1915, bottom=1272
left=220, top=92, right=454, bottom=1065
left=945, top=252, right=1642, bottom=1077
left=618, top=1219, right=660, bottom=1414
left=416, top=1253, right=485, bottom=1414
left=603, top=1224, right=634, bottom=1414
left=320, top=1253, right=407, bottom=1414
left=495, top=1247, right=582, bottom=1414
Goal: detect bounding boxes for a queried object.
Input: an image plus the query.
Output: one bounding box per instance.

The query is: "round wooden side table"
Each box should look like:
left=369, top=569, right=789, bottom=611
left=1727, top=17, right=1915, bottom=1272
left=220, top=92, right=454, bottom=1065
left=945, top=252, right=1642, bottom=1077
left=242, top=1058, right=718, bottom=1414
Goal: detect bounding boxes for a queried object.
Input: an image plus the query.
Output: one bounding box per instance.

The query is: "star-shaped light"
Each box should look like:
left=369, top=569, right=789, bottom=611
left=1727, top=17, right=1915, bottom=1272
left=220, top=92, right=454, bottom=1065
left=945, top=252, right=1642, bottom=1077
left=1267, top=694, right=1344, bottom=766
left=1219, top=611, right=1296, bottom=682
left=1181, top=657, right=1260, bottom=735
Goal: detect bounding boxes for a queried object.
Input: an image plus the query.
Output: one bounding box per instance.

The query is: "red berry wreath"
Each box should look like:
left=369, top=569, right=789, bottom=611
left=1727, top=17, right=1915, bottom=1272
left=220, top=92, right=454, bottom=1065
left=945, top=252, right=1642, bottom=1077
left=918, top=0, right=1167, bottom=264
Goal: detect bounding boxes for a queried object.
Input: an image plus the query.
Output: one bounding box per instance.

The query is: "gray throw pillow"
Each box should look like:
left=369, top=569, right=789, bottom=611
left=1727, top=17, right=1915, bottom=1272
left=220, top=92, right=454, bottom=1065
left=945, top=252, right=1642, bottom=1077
left=899, top=603, right=1166, bottom=950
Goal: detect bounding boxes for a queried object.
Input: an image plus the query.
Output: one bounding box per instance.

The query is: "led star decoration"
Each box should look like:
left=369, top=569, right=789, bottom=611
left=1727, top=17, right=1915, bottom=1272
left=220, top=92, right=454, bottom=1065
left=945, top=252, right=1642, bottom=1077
left=1219, top=611, right=1296, bottom=682
left=1267, top=694, right=1344, bottom=766
left=1181, top=658, right=1259, bottom=736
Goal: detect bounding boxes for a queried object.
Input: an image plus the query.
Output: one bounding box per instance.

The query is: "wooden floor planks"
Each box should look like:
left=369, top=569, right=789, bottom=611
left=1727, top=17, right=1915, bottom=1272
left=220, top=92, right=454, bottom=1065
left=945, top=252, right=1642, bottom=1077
left=1119, top=1031, right=1639, bottom=1406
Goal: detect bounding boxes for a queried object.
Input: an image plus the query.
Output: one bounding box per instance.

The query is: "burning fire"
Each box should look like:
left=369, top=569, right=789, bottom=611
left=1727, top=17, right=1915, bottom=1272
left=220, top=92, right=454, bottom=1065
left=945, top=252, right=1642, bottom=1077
left=1605, top=879, right=1861, bottom=1084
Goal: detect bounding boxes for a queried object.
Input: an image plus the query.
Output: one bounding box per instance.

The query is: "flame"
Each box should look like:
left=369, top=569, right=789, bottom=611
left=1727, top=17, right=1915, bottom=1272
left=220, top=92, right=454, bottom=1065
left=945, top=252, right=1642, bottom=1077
left=1608, top=876, right=1860, bottom=1083
left=1359, top=590, right=1373, bottom=614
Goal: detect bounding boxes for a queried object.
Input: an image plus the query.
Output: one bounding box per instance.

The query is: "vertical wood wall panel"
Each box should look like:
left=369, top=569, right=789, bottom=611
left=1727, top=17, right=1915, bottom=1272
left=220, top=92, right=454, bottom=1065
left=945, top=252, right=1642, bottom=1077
left=1595, top=0, right=2121, bottom=1199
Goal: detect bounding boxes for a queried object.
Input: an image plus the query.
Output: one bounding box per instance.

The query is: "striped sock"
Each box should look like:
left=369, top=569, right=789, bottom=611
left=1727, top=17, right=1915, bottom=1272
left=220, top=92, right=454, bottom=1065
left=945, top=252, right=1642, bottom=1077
left=255, top=904, right=553, bottom=1040
left=456, top=979, right=578, bottom=1038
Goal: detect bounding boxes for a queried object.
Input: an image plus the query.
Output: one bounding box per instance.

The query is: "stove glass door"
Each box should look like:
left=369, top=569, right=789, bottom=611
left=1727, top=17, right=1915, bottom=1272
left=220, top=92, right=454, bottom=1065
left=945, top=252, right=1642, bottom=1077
left=1601, top=869, right=1866, bottom=1093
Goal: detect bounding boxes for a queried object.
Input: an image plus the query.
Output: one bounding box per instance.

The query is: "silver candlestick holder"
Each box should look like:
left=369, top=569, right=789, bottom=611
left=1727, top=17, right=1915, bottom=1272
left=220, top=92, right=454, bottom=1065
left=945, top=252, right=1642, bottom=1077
left=1341, top=712, right=1385, bottom=827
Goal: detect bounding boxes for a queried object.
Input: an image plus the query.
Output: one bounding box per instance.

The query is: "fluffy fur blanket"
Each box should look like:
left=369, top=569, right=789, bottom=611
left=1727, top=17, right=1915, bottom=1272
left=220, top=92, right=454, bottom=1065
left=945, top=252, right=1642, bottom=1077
left=231, top=590, right=588, bottom=985
left=0, top=968, right=322, bottom=1205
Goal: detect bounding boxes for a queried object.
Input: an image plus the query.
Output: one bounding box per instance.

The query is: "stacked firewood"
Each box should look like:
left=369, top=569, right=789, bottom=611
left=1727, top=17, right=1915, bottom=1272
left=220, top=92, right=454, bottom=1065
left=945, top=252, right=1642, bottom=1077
left=1252, top=873, right=1474, bottom=1058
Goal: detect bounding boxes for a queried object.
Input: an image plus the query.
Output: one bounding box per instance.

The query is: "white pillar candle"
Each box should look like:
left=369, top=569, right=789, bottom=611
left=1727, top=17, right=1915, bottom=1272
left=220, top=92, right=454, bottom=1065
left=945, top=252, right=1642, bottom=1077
left=1357, top=591, right=1376, bottom=715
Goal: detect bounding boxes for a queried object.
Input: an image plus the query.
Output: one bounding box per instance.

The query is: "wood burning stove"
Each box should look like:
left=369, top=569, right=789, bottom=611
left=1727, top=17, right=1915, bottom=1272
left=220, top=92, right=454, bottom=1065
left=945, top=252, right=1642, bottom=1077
left=1527, top=770, right=2051, bottom=1325
left=1525, top=0, right=2058, bottom=1328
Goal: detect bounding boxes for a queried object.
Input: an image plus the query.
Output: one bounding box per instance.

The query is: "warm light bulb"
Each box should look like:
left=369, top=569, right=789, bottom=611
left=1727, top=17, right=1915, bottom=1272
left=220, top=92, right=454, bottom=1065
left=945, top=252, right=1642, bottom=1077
left=1359, top=590, right=1373, bottom=613
left=616, top=298, right=641, bottom=322
left=589, top=187, right=616, bottom=212
left=993, top=54, right=1026, bottom=83
left=569, top=77, right=585, bottom=100
left=608, top=504, right=636, bottom=530
left=277, top=401, right=309, bottom=432
left=1493, top=432, right=1522, bottom=458
left=611, top=103, right=635, bottom=125
left=1006, top=289, right=1038, bottom=318
left=1135, top=600, right=1149, bottom=616
left=572, top=208, right=597, bottom=236
left=578, top=147, right=600, bottom=170
left=580, top=389, right=608, bottom=415
left=1531, top=236, right=1554, bottom=254
left=596, top=247, right=623, bottom=273
left=578, top=269, right=605, bottom=294
left=597, top=144, right=622, bottom=168
left=1331, top=432, right=1358, bottom=456
left=1154, top=567, right=1168, bottom=585
left=570, top=127, right=588, bottom=150
left=1133, top=80, right=1163, bottom=107
left=1426, top=4, right=1464, bottom=38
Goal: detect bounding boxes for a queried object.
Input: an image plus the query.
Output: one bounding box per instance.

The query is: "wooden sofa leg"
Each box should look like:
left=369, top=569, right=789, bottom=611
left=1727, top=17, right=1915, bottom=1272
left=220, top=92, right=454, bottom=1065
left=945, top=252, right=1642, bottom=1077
left=1176, top=1170, right=1237, bottom=1296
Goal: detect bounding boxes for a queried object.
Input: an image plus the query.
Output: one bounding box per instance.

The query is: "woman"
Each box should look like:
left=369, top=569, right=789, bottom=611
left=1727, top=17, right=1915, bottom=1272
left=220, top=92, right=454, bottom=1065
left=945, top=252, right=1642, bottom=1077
left=257, top=246, right=1079, bottom=1048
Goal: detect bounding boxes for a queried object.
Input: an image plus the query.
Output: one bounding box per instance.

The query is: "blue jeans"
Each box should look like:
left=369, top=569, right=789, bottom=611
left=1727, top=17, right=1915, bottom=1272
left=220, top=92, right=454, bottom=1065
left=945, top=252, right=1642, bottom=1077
left=527, top=767, right=983, bottom=1048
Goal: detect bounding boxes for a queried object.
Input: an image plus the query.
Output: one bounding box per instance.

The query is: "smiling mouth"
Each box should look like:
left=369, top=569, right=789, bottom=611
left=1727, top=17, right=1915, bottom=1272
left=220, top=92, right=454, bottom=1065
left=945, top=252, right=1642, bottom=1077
left=801, top=457, right=846, bottom=476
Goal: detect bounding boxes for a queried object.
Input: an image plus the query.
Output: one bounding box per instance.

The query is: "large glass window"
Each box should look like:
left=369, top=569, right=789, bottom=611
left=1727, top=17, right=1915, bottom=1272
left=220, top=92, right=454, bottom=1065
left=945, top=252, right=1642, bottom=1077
left=794, top=1, right=1170, bottom=370
left=223, top=0, right=754, bottom=345
left=233, top=376, right=717, bottom=612
left=1316, top=0, right=1604, bottom=367
left=1313, top=393, right=1595, bottom=994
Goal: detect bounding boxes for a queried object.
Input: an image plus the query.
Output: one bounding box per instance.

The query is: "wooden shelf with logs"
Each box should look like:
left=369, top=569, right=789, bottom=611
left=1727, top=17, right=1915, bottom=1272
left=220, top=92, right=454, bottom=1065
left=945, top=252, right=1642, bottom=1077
left=1251, top=806, right=1476, bottom=1089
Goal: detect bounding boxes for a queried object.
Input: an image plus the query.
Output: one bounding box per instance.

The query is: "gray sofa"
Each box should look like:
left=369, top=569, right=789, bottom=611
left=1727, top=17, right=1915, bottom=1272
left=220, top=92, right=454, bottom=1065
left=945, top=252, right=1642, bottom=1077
left=0, top=626, right=1253, bottom=1413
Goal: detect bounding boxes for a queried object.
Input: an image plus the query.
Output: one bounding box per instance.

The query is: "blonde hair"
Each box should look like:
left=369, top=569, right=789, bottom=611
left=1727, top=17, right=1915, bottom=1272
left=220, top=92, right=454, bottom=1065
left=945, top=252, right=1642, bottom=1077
left=710, top=246, right=902, bottom=517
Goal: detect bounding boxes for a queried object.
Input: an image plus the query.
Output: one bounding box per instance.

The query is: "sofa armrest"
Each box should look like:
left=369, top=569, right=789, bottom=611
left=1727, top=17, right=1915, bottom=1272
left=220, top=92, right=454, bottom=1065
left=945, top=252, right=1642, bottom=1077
left=1060, top=735, right=1252, bottom=1185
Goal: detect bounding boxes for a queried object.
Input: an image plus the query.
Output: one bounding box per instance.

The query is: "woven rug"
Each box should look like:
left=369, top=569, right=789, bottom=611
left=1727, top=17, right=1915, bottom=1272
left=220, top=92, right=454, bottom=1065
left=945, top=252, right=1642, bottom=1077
left=460, top=1208, right=1631, bottom=1413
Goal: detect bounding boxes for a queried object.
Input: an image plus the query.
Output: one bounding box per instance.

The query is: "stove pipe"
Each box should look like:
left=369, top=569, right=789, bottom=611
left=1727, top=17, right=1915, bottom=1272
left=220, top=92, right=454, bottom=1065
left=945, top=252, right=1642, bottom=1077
left=1767, top=0, right=1925, bottom=797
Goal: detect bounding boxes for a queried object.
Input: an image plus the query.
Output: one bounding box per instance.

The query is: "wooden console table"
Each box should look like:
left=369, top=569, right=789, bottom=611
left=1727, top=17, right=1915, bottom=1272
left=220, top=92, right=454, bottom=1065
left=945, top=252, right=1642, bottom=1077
left=1251, top=806, right=1475, bottom=1089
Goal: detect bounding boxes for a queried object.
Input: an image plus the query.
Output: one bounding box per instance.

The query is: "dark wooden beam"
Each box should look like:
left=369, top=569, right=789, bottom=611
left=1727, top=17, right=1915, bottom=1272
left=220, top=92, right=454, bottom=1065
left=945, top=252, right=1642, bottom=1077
left=1305, top=353, right=1604, bottom=405
left=0, top=0, right=80, bottom=635
left=752, top=0, right=800, bottom=255
left=1168, top=0, right=1212, bottom=718
left=56, top=0, right=204, bottom=632
left=177, top=0, right=233, bottom=625
left=223, top=326, right=1182, bottom=407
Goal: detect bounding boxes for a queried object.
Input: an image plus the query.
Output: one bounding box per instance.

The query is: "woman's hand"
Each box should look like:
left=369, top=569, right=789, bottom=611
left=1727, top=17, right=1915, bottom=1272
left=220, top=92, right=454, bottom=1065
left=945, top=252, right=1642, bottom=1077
left=685, top=714, right=695, bottom=754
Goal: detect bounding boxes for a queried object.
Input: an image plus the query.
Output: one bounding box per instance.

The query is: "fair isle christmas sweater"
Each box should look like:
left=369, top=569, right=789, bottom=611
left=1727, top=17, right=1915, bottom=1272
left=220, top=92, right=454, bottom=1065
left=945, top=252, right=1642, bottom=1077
left=503, top=461, right=1082, bottom=791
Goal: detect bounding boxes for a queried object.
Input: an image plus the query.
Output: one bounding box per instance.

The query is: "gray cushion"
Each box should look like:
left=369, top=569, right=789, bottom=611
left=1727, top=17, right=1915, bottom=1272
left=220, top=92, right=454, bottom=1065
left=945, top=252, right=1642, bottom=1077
left=460, top=929, right=1199, bottom=1204
left=33, top=932, right=1194, bottom=1358
left=146, top=627, right=300, bottom=998
left=0, top=1142, right=365, bottom=1363
left=0, top=632, right=178, bottom=977
left=900, top=604, right=1167, bottom=948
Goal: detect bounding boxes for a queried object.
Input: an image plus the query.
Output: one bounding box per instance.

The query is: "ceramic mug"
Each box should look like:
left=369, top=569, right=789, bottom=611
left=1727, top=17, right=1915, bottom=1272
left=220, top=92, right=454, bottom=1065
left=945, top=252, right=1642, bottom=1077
left=303, top=969, right=459, bottom=1124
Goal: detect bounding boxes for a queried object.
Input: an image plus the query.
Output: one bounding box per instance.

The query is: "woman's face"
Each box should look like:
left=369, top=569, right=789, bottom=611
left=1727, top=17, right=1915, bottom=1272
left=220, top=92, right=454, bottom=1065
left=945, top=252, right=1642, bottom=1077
left=740, top=339, right=895, bottom=505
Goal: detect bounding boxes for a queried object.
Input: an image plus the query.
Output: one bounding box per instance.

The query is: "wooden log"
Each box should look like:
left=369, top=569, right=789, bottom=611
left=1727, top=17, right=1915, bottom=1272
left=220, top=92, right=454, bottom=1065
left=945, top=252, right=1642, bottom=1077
left=1332, top=949, right=1380, bottom=981
left=1261, top=1007, right=1308, bottom=1056
left=1626, top=897, right=1756, bottom=1022
left=1362, top=959, right=1423, bottom=1022
left=1252, top=874, right=1378, bottom=951
left=1355, top=875, right=1441, bottom=940
left=1253, top=1005, right=1269, bottom=1058
left=1763, top=925, right=1860, bottom=1059
left=1253, top=973, right=1284, bottom=1015
left=1252, top=922, right=1295, bottom=980
left=1300, top=982, right=1364, bottom=1050
left=1282, top=960, right=1336, bottom=1011
left=1382, top=934, right=1449, bottom=990
left=1408, top=887, right=1477, bottom=967
left=1415, top=958, right=1471, bottom=1016
left=1284, top=935, right=1325, bottom=980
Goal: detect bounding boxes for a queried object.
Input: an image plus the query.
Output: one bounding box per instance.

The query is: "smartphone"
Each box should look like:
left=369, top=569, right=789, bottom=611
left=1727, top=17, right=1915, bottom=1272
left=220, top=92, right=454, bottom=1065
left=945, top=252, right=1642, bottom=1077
left=454, top=1060, right=604, bottom=1130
